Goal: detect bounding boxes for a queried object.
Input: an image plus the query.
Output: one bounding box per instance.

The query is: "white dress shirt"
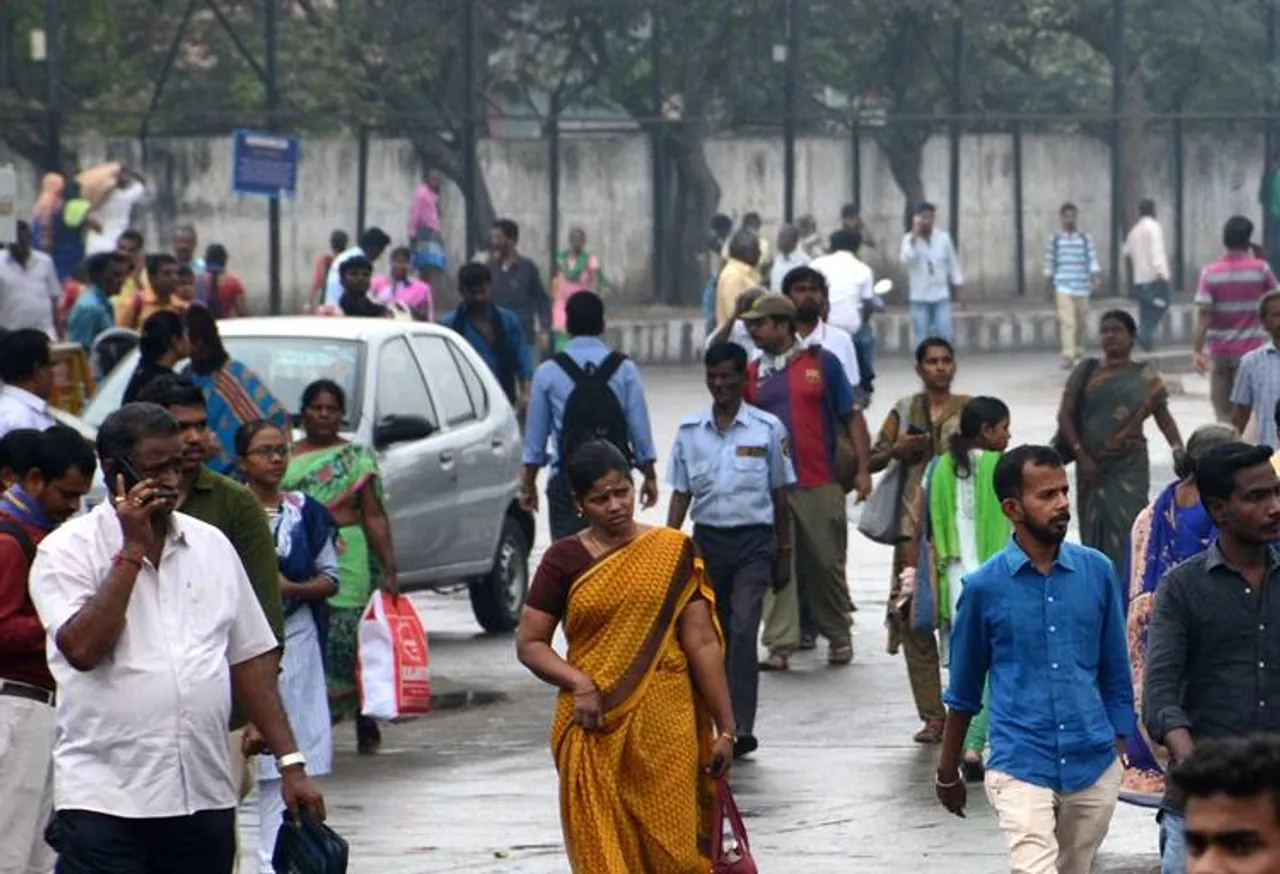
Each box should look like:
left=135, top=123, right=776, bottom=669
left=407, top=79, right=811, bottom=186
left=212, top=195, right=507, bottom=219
left=1123, top=216, right=1169, bottom=285
left=324, top=245, right=366, bottom=306
left=30, top=504, right=279, bottom=819
left=810, top=250, right=876, bottom=335
left=900, top=231, right=964, bottom=303
left=85, top=184, right=148, bottom=256
left=0, top=385, right=55, bottom=438
left=769, top=249, right=811, bottom=291
left=0, top=249, right=61, bottom=338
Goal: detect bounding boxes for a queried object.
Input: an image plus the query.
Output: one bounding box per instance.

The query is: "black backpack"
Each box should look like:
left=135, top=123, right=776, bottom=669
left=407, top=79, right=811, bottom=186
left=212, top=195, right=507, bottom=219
left=554, top=352, right=633, bottom=468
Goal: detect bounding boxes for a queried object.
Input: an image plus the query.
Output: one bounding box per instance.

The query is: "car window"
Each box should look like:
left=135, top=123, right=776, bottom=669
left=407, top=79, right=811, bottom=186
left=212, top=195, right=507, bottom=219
left=448, top=341, right=490, bottom=417
left=226, top=338, right=362, bottom=425
left=83, top=337, right=363, bottom=430
left=377, top=337, right=438, bottom=428
left=410, top=336, right=477, bottom=427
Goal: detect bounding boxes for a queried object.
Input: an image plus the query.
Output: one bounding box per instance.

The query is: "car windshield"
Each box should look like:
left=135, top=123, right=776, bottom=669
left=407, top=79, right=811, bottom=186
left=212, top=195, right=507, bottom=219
left=84, top=337, right=364, bottom=431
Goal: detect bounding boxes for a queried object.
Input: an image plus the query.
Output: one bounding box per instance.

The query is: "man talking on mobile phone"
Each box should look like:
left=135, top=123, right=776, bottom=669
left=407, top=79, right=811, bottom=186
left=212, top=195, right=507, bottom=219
left=29, top=403, right=324, bottom=874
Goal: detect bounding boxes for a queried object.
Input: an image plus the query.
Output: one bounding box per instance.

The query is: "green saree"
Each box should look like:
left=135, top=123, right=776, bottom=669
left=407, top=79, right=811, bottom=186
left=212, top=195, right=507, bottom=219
left=283, top=441, right=386, bottom=720
left=1072, top=359, right=1168, bottom=575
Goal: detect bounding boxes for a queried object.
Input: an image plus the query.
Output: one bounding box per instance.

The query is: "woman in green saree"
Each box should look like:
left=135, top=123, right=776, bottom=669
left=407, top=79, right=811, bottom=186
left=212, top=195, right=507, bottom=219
left=283, top=378, right=399, bottom=754
left=1056, top=309, right=1183, bottom=575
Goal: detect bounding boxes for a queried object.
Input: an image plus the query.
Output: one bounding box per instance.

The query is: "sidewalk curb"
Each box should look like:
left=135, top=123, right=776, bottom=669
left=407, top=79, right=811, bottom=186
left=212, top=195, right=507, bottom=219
left=605, top=302, right=1199, bottom=366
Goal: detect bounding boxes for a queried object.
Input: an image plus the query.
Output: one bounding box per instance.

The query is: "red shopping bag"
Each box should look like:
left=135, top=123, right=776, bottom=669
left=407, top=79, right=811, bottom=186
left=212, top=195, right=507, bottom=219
left=356, top=591, right=432, bottom=721
left=711, top=779, right=758, bottom=874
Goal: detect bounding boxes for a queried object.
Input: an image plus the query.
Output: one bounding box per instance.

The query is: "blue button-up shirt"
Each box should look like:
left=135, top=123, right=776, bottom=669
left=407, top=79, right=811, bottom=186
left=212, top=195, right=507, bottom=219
left=522, top=336, right=657, bottom=473
left=66, top=285, right=115, bottom=351
left=944, top=539, right=1133, bottom=794
left=667, top=403, right=796, bottom=528
left=439, top=305, right=534, bottom=391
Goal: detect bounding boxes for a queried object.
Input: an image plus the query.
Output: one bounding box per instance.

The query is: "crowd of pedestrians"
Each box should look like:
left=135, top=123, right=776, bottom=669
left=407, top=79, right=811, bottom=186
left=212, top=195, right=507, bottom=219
left=6, top=158, right=1280, bottom=874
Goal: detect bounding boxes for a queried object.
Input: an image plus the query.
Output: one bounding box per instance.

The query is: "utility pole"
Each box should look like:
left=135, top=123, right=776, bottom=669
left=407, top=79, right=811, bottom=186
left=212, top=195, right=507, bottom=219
left=461, top=0, right=480, bottom=259
left=1266, top=0, right=1277, bottom=254
left=44, top=0, right=59, bottom=172
left=265, top=0, right=281, bottom=315
left=781, top=0, right=801, bottom=223
left=1109, top=0, right=1127, bottom=296
left=651, top=0, right=669, bottom=302
left=947, top=2, right=964, bottom=245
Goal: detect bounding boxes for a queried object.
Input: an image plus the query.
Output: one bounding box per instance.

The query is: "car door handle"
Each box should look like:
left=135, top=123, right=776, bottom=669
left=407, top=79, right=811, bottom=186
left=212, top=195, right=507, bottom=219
left=439, top=451, right=455, bottom=466
left=490, top=434, right=505, bottom=449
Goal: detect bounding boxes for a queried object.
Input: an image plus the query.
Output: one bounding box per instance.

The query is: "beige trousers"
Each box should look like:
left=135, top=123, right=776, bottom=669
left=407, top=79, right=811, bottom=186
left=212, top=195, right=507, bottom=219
left=227, top=727, right=257, bottom=874
left=984, top=757, right=1122, bottom=874
left=1055, top=293, right=1090, bottom=360
left=0, top=695, right=56, bottom=874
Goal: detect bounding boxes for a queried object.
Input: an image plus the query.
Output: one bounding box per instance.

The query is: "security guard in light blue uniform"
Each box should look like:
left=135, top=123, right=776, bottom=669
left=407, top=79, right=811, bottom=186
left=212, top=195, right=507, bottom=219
left=666, top=341, right=796, bottom=759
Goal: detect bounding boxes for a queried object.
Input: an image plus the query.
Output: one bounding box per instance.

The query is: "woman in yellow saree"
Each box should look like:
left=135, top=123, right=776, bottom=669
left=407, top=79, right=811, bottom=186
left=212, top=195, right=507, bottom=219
left=517, top=440, right=737, bottom=873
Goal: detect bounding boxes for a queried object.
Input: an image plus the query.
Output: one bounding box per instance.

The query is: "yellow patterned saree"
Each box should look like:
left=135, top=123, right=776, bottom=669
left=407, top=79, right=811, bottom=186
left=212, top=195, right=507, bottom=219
left=552, top=527, right=720, bottom=873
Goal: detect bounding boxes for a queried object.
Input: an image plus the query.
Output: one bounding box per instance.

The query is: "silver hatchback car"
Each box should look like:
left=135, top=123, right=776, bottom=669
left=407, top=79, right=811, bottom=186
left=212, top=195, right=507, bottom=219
left=83, top=317, right=533, bottom=632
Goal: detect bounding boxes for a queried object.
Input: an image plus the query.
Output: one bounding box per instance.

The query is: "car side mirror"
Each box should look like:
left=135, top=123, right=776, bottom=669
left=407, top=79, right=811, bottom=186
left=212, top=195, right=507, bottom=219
left=373, top=414, right=435, bottom=449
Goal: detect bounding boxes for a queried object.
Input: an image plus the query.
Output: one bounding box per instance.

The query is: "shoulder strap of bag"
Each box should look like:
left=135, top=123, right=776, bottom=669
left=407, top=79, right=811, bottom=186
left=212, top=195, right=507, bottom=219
left=0, top=520, right=36, bottom=565
left=553, top=351, right=586, bottom=384
left=593, top=351, right=627, bottom=384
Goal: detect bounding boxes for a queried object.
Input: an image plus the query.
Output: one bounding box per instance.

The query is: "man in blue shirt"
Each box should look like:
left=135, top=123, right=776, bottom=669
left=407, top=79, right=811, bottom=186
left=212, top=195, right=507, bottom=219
left=666, top=341, right=796, bottom=759
left=67, top=252, right=127, bottom=352
left=520, top=291, right=658, bottom=540
left=441, top=263, right=533, bottom=411
left=937, top=444, right=1132, bottom=874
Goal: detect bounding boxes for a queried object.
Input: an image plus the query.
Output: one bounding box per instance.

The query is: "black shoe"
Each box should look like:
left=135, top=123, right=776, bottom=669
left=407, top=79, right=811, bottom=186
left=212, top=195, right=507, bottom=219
left=961, top=757, right=986, bottom=783
left=798, top=634, right=817, bottom=651
left=733, top=735, right=759, bottom=759
left=356, top=715, right=382, bottom=754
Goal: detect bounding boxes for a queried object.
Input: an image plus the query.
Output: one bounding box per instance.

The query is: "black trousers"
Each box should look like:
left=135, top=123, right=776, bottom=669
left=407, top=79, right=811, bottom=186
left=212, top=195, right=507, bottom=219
left=547, top=472, right=589, bottom=542
left=50, top=808, right=236, bottom=874
left=694, top=524, right=775, bottom=736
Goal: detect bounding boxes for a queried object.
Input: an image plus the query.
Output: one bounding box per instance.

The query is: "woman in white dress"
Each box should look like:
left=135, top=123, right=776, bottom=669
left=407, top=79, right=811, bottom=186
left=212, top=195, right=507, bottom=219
left=236, top=420, right=337, bottom=872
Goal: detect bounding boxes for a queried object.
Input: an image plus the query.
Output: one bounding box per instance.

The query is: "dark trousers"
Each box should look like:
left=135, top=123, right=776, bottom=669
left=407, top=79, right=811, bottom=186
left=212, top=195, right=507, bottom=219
left=1134, top=280, right=1170, bottom=352
left=694, top=524, right=775, bottom=737
left=50, top=808, right=236, bottom=874
left=547, top=472, right=589, bottom=542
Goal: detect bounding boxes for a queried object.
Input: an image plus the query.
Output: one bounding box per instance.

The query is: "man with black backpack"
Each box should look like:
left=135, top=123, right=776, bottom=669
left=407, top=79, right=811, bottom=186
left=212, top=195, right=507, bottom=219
left=0, top=425, right=97, bottom=874
left=521, top=291, right=659, bottom=540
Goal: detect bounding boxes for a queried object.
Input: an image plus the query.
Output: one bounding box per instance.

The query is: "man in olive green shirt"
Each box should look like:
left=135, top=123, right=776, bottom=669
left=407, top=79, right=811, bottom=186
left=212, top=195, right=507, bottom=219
left=135, top=374, right=284, bottom=825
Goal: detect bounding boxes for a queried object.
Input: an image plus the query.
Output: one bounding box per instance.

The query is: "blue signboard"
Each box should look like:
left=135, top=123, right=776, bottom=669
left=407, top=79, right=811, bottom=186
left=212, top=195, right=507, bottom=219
left=231, top=129, right=301, bottom=199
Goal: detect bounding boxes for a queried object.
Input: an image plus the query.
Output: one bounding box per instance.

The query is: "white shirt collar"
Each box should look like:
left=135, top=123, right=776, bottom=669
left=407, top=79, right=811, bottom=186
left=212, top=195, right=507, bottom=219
left=1, top=384, right=50, bottom=415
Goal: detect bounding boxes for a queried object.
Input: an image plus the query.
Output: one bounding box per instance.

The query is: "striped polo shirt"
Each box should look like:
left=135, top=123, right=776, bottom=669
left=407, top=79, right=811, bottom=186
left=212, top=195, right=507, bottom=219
left=1194, top=251, right=1280, bottom=358
left=1044, top=232, right=1100, bottom=297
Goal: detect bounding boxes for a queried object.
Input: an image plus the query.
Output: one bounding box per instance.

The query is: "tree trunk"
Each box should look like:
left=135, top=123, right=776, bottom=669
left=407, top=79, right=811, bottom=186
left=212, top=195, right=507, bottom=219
left=410, top=130, right=497, bottom=260
left=1119, top=65, right=1147, bottom=231
left=875, top=123, right=929, bottom=233
left=664, top=116, right=721, bottom=305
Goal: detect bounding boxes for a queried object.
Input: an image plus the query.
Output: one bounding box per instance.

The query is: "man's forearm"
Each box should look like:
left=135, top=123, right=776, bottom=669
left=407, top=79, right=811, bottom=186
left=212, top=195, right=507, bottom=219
left=56, top=558, right=141, bottom=671
left=640, top=461, right=657, bottom=482
left=937, top=710, right=976, bottom=777
left=231, top=649, right=297, bottom=758
left=1193, top=311, right=1211, bottom=355
left=848, top=412, right=871, bottom=470
left=772, top=491, right=791, bottom=549
left=666, top=492, right=691, bottom=529
left=1162, top=726, right=1195, bottom=762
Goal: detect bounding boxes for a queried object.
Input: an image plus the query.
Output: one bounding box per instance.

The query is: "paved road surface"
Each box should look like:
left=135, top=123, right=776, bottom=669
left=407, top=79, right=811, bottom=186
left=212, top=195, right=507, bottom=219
left=239, top=352, right=1214, bottom=873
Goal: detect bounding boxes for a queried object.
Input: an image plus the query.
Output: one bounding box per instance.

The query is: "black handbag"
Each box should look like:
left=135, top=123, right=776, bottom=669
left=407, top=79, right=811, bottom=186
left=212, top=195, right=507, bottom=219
left=272, top=810, right=349, bottom=874
left=1049, top=358, right=1099, bottom=464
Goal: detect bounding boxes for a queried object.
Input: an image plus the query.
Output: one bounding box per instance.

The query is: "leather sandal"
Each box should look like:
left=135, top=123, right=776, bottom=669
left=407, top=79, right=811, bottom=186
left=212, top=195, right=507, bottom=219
left=758, top=652, right=790, bottom=672
left=913, top=719, right=945, bottom=744
left=828, top=644, right=854, bottom=666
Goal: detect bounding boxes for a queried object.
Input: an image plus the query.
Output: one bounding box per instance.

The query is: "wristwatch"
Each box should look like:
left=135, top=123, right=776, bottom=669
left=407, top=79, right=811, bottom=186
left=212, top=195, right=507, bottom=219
left=277, top=751, right=307, bottom=770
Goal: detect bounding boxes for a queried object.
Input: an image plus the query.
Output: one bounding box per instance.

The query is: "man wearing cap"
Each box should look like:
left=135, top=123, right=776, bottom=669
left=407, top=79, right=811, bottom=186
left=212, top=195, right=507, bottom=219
left=742, top=294, right=871, bottom=670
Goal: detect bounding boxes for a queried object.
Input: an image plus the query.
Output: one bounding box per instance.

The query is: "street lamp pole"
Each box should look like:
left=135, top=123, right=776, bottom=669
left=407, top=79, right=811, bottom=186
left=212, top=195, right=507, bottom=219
left=265, top=0, right=282, bottom=315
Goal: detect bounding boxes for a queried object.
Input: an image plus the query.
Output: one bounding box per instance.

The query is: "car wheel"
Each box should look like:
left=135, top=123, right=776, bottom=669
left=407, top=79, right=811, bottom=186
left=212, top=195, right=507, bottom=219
left=469, top=515, right=529, bottom=633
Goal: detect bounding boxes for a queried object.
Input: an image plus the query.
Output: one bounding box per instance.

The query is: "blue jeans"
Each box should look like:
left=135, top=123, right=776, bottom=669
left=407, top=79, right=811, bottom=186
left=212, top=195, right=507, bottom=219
left=910, top=299, right=954, bottom=346
left=1159, top=811, right=1185, bottom=874
left=1134, top=280, right=1170, bottom=352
